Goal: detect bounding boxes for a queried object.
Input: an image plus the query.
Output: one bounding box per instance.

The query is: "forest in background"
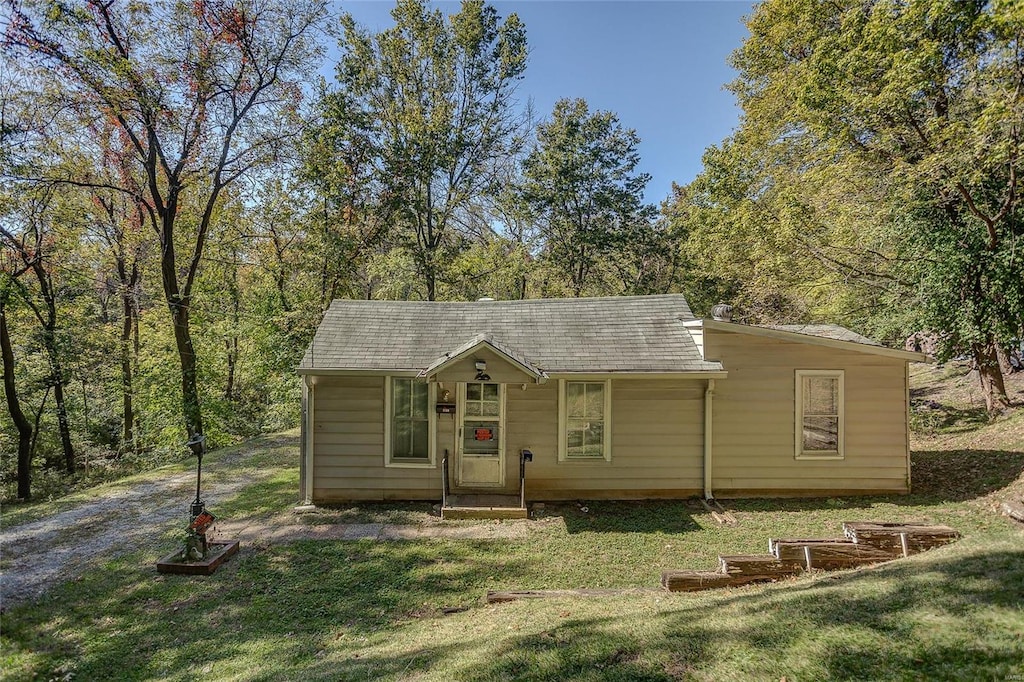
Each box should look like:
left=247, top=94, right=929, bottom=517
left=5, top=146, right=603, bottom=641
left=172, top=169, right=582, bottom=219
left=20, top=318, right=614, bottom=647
left=1, top=0, right=1021, bottom=502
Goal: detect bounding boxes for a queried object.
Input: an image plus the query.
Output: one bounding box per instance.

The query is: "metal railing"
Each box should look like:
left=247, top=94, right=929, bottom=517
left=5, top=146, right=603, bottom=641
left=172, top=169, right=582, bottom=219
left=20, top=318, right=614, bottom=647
left=441, top=449, right=450, bottom=510
left=519, top=449, right=532, bottom=510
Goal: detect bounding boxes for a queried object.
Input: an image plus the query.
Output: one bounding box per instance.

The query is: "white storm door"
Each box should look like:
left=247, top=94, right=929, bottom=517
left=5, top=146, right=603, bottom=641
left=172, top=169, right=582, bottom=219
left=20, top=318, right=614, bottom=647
left=457, top=382, right=504, bottom=487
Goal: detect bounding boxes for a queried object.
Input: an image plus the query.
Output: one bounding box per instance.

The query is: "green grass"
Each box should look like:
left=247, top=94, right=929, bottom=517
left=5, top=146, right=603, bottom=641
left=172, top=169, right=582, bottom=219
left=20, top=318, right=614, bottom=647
left=3, top=373, right=1023, bottom=680
left=3, top=470, right=1022, bottom=680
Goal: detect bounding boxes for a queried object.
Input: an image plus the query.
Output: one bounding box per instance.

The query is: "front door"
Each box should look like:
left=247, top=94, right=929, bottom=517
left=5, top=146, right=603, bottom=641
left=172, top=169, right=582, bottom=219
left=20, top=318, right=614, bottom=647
left=457, top=382, right=504, bottom=487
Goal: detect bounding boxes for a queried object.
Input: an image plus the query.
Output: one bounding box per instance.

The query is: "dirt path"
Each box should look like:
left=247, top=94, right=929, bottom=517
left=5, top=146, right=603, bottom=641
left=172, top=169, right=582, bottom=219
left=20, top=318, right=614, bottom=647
left=0, top=449, right=269, bottom=608
left=1, top=443, right=526, bottom=609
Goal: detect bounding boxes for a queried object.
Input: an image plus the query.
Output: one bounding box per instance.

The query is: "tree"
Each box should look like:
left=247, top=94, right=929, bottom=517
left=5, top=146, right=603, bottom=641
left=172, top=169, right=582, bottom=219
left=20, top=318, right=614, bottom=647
left=301, top=89, right=391, bottom=304
left=5, top=0, right=329, bottom=441
left=521, top=98, right=656, bottom=297
left=1, top=187, right=77, bottom=472
left=327, top=0, right=528, bottom=300
left=678, top=0, right=1023, bottom=412
left=80, top=122, right=150, bottom=453
left=1, top=276, right=35, bottom=499
left=739, top=0, right=1023, bottom=410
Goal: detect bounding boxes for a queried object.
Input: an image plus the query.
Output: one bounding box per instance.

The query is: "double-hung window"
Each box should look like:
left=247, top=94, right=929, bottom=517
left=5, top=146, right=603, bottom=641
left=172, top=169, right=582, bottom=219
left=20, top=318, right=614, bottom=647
left=386, top=378, right=435, bottom=466
left=795, top=370, right=844, bottom=459
left=559, top=380, right=611, bottom=461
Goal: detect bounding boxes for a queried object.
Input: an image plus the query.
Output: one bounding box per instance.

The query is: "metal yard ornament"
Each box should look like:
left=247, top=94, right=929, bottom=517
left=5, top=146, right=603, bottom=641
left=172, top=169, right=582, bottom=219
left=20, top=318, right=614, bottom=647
left=157, top=431, right=240, bottom=574
left=184, top=433, right=213, bottom=560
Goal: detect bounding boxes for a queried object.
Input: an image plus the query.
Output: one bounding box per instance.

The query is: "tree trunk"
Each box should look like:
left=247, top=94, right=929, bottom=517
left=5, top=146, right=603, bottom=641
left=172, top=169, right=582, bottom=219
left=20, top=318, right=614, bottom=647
left=121, top=287, right=134, bottom=452
left=41, top=329, right=74, bottom=472
left=29, top=258, right=75, bottom=472
left=170, top=301, right=204, bottom=439
left=225, top=250, right=240, bottom=401
left=995, top=343, right=1018, bottom=375
left=158, top=204, right=205, bottom=442
left=30, top=387, right=50, bottom=467
left=1, top=303, right=34, bottom=500
left=424, top=245, right=437, bottom=301
left=973, top=340, right=1011, bottom=414
left=225, top=337, right=237, bottom=401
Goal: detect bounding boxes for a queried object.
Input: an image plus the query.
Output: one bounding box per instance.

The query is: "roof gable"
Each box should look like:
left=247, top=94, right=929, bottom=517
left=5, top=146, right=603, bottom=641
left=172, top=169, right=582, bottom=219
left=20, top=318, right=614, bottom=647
left=418, top=334, right=548, bottom=383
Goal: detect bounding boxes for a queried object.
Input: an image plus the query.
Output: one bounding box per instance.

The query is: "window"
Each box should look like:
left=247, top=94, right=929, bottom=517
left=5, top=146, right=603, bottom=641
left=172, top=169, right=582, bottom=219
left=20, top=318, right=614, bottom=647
left=559, top=380, right=611, bottom=461
left=465, top=382, right=500, bottom=417
left=795, top=370, right=844, bottom=459
left=462, top=382, right=502, bottom=456
left=385, top=378, right=435, bottom=466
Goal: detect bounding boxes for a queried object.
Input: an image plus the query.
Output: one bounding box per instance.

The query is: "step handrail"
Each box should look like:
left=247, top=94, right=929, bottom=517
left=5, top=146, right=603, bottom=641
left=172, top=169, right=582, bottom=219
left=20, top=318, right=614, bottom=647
left=519, top=449, right=533, bottom=510
left=442, top=449, right=450, bottom=509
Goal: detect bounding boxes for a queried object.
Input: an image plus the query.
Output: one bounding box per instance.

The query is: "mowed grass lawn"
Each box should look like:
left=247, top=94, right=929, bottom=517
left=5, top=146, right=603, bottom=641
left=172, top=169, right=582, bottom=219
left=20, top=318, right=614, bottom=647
left=3, top=366, right=1023, bottom=681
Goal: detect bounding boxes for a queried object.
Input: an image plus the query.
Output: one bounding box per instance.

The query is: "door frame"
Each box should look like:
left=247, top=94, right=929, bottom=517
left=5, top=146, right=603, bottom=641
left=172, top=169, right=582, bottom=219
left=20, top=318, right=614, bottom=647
left=455, top=382, right=506, bottom=488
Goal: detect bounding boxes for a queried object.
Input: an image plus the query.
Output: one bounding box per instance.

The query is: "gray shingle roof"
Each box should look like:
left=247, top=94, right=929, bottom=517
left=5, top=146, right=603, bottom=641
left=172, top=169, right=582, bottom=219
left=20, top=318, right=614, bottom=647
left=299, top=294, right=723, bottom=373
left=758, top=324, right=882, bottom=347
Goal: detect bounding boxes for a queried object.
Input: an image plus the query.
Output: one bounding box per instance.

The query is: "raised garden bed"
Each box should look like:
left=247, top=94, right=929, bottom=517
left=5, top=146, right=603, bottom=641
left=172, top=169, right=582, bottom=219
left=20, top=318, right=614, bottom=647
left=156, top=540, right=240, bottom=576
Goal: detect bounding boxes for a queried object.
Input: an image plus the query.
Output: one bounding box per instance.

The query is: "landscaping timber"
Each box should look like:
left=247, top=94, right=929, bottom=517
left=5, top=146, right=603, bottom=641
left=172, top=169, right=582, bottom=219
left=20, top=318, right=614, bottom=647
left=156, top=540, right=240, bottom=576
left=661, top=570, right=736, bottom=592
left=1001, top=500, right=1024, bottom=524
left=843, top=522, right=959, bottom=554
left=719, top=554, right=802, bottom=578
left=769, top=538, right=896, bottom=570
left=487, top=588, right=658, bottom=603
left=662, top=521, right=961, bottom=593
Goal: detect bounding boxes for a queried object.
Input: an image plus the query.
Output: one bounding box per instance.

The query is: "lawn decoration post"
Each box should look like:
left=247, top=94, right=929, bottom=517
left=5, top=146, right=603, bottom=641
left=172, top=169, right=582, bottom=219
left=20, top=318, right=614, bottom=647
left=156, top=433, right=240, bottom=575
left=184, top=433, right=212, bottom=560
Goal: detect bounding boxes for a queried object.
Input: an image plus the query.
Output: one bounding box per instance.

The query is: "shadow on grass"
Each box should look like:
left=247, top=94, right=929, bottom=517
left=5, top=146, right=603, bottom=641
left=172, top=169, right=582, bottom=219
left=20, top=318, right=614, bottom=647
left=457, top=548, right=1024, bottom=681
left=542, top=500, right=703, bottom=535
left=910, top=402, right=992, bottom=435
left=911, top=449, right=1024, bottom=501
left=1, top=539, right=530, bottom=681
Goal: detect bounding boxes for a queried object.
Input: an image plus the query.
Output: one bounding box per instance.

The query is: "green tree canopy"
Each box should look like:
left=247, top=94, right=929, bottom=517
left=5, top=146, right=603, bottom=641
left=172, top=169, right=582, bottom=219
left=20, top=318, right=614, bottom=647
left=521, top=98, right=657, bottom=297
left=667, top=0, right=1023, bottom=412
left=320, top=0, right=528, bottom=301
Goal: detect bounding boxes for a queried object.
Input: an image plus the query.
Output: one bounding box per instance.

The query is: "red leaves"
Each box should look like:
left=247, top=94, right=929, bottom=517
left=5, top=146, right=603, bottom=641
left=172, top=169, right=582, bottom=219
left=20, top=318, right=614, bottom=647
left=191, top=0, right=250, bottom=47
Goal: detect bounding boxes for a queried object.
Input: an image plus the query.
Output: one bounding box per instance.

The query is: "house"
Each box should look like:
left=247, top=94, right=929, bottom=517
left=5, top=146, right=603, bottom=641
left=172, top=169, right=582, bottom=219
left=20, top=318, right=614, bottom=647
left=297, top=294, right=926, bottom=515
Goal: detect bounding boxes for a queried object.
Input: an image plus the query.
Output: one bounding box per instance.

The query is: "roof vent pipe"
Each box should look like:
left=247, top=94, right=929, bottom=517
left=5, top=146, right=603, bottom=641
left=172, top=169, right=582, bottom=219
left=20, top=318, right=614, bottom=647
left=711, top=303, right=733, bottom=322
left=478, top=297, right=495, bottom=302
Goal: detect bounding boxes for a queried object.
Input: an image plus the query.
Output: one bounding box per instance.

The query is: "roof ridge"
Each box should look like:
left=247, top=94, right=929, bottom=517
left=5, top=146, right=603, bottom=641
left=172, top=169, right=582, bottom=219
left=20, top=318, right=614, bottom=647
left=327, top=293, right=689, bottom=306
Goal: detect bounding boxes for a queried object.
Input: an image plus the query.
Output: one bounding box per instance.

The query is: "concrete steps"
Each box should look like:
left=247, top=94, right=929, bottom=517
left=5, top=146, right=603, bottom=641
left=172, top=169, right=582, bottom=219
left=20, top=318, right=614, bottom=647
left=441, top=493, right=527, bottom=520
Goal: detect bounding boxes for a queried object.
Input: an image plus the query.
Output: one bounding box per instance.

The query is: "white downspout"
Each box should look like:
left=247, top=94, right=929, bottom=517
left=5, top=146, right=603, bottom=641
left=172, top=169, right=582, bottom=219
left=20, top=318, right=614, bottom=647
left=703, top=378, right=715, bottom=500
left=302, top=375, right=315, bottom=505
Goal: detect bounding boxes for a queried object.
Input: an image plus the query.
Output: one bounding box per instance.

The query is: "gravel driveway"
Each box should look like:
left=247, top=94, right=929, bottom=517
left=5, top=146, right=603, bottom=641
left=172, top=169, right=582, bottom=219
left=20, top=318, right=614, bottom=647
left=0, top=448, right=269, bottom=609
left=1, top=439, right=527, bottom=610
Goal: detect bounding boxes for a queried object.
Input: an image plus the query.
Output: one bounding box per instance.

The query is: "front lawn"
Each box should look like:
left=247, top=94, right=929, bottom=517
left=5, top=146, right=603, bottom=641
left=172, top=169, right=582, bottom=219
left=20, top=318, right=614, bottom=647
left=3, top=362, right=1023, bottom=681
left=3, top=443, right=1022, bottom=680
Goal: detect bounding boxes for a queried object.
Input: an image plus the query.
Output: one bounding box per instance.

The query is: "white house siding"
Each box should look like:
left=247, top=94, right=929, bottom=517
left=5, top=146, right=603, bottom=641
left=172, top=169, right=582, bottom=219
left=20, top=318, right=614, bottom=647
left=311, top=375, right=442, bottom=502
left=310, top=375, right=705, bottom=502
left=509, top=378, right=705, bottom=500
left=704, top=329, right=910, bottom=496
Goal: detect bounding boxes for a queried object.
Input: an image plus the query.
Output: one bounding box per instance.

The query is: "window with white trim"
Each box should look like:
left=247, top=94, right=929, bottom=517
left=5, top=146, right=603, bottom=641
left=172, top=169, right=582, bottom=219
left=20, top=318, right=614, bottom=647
left=559, top=380, right=611, bottom=461
left=795, top=370, right=844, bottom=459
left=386, top=378, right=435, bottom=466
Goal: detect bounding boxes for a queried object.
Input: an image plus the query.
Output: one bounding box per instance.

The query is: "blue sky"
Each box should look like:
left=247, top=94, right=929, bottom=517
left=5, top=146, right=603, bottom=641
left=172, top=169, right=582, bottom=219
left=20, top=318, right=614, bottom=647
left=327, top=1, right=755, bottom=204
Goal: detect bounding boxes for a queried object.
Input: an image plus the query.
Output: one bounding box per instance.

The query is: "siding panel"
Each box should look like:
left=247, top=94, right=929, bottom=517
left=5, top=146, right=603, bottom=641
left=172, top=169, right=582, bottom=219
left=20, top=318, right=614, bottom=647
left=705, top=330, right=910, bottom=493
left=311, top=375, right=442, bottom=503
